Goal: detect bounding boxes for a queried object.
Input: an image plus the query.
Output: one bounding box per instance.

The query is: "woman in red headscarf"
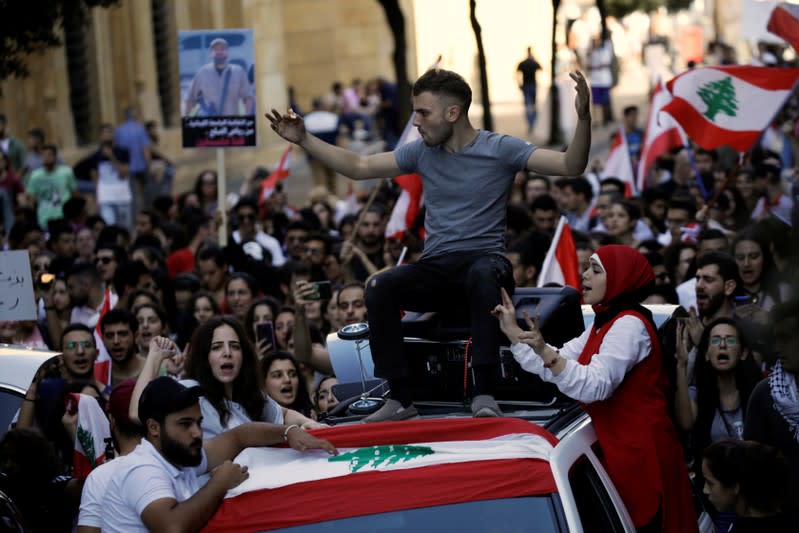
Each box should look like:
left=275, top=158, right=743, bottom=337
left=494, top=245, right=697, bottom=533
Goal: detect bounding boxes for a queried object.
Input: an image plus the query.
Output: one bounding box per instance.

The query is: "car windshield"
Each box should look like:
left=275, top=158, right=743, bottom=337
left=272, top=496, right=559, bottom=533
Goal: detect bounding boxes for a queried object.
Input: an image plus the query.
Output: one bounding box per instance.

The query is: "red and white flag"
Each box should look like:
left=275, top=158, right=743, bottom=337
left=637, top=80, right=686, bottom=191
left=385, top=115, right=424, bottom=240
left=768, top=3, right=799, bottom=51
left=662, top=65, right=799, bottom=151
left=537, top=216, right=581, bottom=291
left=67, top=393, right=111, bottom=480
left=205, top=418, right=558, bottom=532
left=92, top=288, right=114, bottom=390
left=602, top=127, right=636, bottom=197
left=258, top=146, right=292, bottom=204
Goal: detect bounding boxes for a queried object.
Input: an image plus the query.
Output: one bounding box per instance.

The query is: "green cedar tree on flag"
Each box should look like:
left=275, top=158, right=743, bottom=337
left=662, top=65, right=799, bottom=151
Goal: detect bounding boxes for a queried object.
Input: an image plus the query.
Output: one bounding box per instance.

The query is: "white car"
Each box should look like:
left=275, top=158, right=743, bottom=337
left=0, top=344, right=59, bottom=437
left=203, top=289, right=712, bottom=532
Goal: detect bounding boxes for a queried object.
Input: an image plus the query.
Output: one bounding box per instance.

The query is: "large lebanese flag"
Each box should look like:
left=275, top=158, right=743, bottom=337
left=768, top=3, right=799, bottom=51
left=204, top=418, right=558, bottom=532
left=603, top=127, right=636, bottom=197
left=536, top=216, right=581, bottom=291
left=385, top=115, right=424, bottom=240
left=662, top=65, right=799, bottom=151
left=637, top=80, right=686, bottom=191
left=258, top=146, right=292, bottom=205
left=67, top=393, right=111, bottom=480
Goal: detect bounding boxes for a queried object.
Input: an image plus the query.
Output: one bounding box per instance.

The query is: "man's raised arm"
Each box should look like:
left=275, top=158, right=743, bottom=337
left=265, top=108, right=400, bottom=180
left=525, top=71, right=591, bottom=177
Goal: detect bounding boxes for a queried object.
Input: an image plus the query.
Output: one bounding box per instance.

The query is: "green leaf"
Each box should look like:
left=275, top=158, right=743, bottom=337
left=329, top=445, right=435, bottom=473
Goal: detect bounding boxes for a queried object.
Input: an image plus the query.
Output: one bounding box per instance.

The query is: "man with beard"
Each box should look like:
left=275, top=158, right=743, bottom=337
left=99, top=377, right=336, bottom=532
left=679, top=251, right=739, bottom=382
left=99, top=309, right=144, bottom=386
left=345, top=205, right=387, bottom=282
left=67, top=263, right=116, bottom=330
left=267, top=68, right=590, bottom=421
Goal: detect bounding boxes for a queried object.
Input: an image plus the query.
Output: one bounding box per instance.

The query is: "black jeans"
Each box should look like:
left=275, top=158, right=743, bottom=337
left=364, top=250, right=514, bottom=380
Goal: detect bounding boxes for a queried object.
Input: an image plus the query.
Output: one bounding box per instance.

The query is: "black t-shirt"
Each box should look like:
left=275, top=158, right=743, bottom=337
left=517, top=58, right=541, bottom=87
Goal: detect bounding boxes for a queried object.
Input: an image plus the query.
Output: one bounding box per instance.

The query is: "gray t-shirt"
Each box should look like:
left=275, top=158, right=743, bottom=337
left=395, top=130, right=536, bottom=258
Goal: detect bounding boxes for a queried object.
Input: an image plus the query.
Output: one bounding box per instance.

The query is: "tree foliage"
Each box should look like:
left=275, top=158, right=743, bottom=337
left=605, top=0, right=692, bottom=19
left=0, top=0, right=119, bottom=82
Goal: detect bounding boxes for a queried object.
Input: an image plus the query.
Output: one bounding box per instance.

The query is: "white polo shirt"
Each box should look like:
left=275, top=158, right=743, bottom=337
left=77, top=455, right=127, bottom=529
left=99, top=439, right=208, bottom=532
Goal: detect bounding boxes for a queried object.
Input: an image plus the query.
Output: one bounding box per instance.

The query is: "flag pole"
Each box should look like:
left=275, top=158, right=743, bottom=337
left=217, top=148, right=228, bottom=246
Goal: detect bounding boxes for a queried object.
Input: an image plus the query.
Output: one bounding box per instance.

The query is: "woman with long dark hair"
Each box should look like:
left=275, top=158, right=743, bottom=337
left=261, top=351, right=314, bottom=418
left=494, top=245, right=697, bottom=532
left=130, top=319, right=322, bottom=439
left=732, top=228, right=791, bottom=311
left=676, top=318, right=762, bottom=456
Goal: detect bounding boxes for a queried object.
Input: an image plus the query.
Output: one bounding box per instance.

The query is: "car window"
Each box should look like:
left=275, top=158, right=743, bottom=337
left=569, top=455, right=625, bottom=533
left=274, top=496, right=559, bottom=532
left=0, top=389, right=23, bottom=439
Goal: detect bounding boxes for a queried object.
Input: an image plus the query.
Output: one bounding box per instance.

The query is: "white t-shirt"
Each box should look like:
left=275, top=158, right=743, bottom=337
left=511, top=315, right=651, bottom=402
left=97, top=160, right=133, bottom=204
left=180, top=379, right=284, bottom=439
left=78, top=455, right=129, bottom=528
left=99, top=439, right=208, bottom=533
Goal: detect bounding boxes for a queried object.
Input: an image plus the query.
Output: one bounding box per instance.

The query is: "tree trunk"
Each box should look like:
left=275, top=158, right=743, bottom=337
left=548, top=0, right=563, bottom=146
left=377, top=0, right=411, bottom=127
left=469, top=0, right=492, bottom=131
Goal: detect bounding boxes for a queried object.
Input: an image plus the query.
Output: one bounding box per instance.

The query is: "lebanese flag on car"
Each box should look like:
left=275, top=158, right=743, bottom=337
left=66, top=393, right=111, bottom=480
left=537, top=216, right=581, bottom=291
left=204, top=418, right=558, bottom=532
left=603, top=127, right=636, bottom=197
left=637, top=80, right=686, bottom=191
left=385, top=116, right=424, bottom=240
left=662, top=65, right=799, bottom=151
left=768, top=3, right=799, bottom=51
left=258, top=146, right=292, bottom=205
left=92, top=288, right=114, bottom=391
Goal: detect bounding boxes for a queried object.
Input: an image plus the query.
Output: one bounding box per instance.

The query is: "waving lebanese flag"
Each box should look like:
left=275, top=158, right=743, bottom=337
left=537, top=216, right=581, bottom=291
left=662, top=65, right=799, bottom=151
left=258, top=146, right=292, bottom=204
left=602, top=127, right=636, bottom=197
left=637, top=80, right=686, bottom=191
left=205, top=418, right=558, bottom=532
left=385, top=113, right=424, bottom=240
left=92, top=288, right=114, bottom=391
left=67, top=393, right=111, bottom=480
left=768, top=3, right=799, bottom=51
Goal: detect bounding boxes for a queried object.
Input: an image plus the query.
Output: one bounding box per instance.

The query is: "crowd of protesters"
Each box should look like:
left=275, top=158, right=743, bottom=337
left=1, top=42, right=799, bottom=531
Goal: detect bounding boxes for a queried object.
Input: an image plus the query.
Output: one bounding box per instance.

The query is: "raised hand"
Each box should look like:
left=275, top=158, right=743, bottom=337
left=211, top=460, right=249, bottom=490
left=685, top=307, right=704, bottom=348
left=570, top=71, right=591, bottom=120
left=265, top=108, right=306, bottom=144
left=491, top=288, right=522, bottom=343
left=675, top=321, right=690, bottom=369
left=517, top=311, right=547, bottom=353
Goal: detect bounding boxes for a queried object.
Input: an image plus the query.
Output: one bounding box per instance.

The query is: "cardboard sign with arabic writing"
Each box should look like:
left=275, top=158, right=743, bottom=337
left=0, top=251, right=36, bottom=321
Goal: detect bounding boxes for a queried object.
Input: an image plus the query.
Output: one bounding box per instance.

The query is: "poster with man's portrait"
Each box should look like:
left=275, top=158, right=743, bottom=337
left=179, top=28, right=256, bottom=148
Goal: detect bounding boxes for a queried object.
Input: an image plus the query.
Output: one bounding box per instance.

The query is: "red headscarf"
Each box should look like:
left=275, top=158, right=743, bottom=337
left=591, top=245, right=655, bottom=315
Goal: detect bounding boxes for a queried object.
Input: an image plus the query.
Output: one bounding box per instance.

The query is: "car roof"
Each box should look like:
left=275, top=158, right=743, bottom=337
left=0, top=344, right=58, bottom=393
left=206, top=417, right=562, bottom=532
